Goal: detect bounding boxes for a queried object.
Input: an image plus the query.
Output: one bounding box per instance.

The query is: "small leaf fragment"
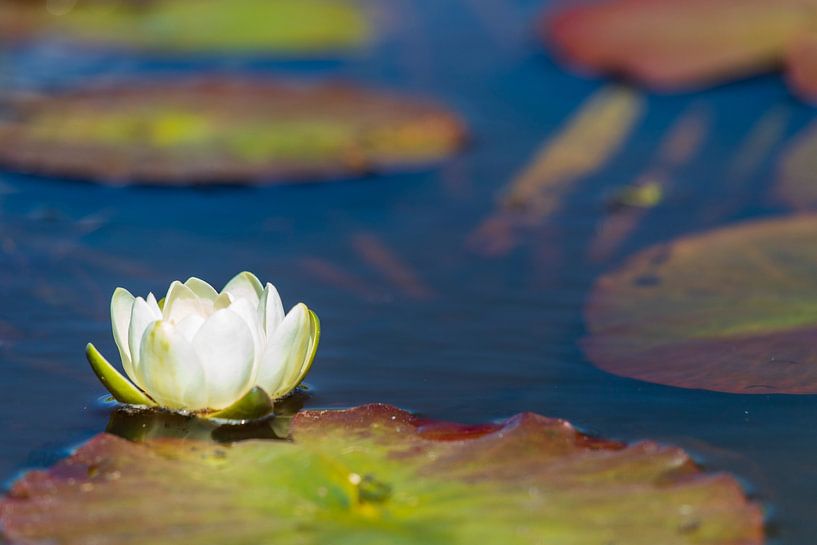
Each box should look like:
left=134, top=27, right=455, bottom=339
left=209, top=386, right=273, bottom=421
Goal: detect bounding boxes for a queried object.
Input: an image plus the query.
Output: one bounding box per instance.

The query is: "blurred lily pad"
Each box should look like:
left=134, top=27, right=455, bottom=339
left=545, top=0, right=817, bottom=98
left=586, top=215, right=817, bottom=393
left=0, top=0, right=370, bottom=56
left=0, top=79, right=466, bottom=185
left=0, top=404, right=762, bottom=544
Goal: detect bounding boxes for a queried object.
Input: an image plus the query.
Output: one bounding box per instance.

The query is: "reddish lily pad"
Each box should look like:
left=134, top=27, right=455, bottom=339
left=545, top=0, right=817, bottom=96
left=0, top=79, right=466, bottom=185
left=0, top=0, right=370, bottom=56
left=0, top=404, right=763, bottom=544
left=586, top=214, right=817, bottom=393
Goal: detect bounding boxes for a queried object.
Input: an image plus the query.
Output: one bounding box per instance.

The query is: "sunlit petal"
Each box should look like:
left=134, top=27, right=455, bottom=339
left=256, top=303, right=311, bottom=398
left=139, top=321, right=207, bottom=410
left=259, top=282, right=285, bottom=338
left=222, top=271, right=264, bottom=308
left=192, top=309, right=256, bottom=410
left=110, top=287, right=135, bottom=377
left=127, top=296, right=161, bottom=389
left=163, top=281, right=204, bottom=323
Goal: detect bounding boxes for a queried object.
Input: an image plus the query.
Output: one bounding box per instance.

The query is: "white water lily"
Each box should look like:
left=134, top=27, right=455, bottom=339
left=87, top=272, right=319, bottom=416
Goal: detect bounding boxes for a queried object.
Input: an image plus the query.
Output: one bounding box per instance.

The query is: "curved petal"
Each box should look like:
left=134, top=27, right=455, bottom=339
left=185, top=277, right=218, bottom=315
left=163, top=281, right=205, bottom=324
left=184, top=277, right=218, bottom=301
left=85, top=343, right=155, bottom=406
left=139, top=321, right=207, bottom=411
left=227, top=297, right=264, bottom=360
left=110, top=287, right=135, bottom=377
left=222, top=271, right=264, bottom=309
left=127, top=297, right=161, bottom=389
left=256, top=303, right=311, bottom=399
left=259, top=283, right=285, bottom=339
left=192, top=309, right=256, bottom=410
left=292, top=309, right=321, bottom=391
left=175, top=314, right=206, bottom=343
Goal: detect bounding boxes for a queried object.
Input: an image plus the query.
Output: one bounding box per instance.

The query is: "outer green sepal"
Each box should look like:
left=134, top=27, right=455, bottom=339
left=85, top=343, right=156, bottom=406
left=209, top=386, right=273, bottom=421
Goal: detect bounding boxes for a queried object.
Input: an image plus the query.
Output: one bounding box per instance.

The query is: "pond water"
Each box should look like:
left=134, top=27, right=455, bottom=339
left=1, top=1, right=815, bottom=543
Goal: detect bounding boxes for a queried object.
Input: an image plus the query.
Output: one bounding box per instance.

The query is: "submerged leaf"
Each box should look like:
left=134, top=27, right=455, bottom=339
left=545, top=0, right=817, bottom=97
left=0, top=79, right=466, bottom=185
left=586, top=215, right=817, bottom=393
left=0, top=404, right=762, bottom=545
left=0, top=0, right=370, bottom=55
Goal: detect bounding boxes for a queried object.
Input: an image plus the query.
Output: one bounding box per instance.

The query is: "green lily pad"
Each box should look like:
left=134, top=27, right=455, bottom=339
left=585, top=214, right=817, bottom=393
left=0, top=79, right=466, bottom=185
left=0, top=0, right=370, bottom=55
left=0, top=404, right=763, bottom=544
left=545, top=0, right=817, bottom=99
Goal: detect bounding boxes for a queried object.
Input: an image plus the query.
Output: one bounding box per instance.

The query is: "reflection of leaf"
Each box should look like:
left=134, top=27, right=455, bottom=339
left=546, top=0, right=817, bottom=98
left=1, top=404, right=763, bottom=545
left=588, top=105, right=709, bottom=262
left=776, top=115, right=817, bottom=210
left=0, top=79, right=467, bottom=185
left=502, top=86, right=642, bottom=216
left=470, top=86, right=642, bottom=256
left=586, top=215, right=817, bottom=393
left=0, top=0, right=370, bottom=55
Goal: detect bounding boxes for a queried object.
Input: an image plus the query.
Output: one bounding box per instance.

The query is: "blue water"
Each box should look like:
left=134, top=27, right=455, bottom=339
left=1, top=1, right=816, bottom=543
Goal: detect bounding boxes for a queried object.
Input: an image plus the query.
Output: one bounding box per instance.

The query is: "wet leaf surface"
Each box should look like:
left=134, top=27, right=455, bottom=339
left=0, top=404, right=762, bottom=545
left=0, top=79, right=466, bottom=185
left=0, top=0, right=370, bottom=55
left=545, top=0, right=817, bottom=97
left=586, top=214, right=817, bottom=393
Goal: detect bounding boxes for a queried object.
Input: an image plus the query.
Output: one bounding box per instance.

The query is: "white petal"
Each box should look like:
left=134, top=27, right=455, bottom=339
left=184, top=277, right=218, bottom=301
left=176, top=314, right=206, bottom=343
left=222, top=271, right=263, bottom=308
left=213, top=291, right=233, bottom=311
left=184, top=277, right=218, bottom=315
left=139, top=321, right=207, bottom=410
left=192, top=309, right=256, bottom=410
left=146, top=292, right=162, bottom=314
left=258, top=283, right=285, bottom=339
left=163, top=281, right=204, bottom=323
left=127, top=296, right=161, bottom=389
left=256, top=303, right=311, bottom=398
left=110, top=287, right=135, bottom=377
left=228, top=297, right=264, bottom=360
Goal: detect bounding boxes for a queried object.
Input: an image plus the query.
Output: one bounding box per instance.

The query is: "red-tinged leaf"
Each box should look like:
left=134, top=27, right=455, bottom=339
left=545, top=0, right=814, bottom=91
left=0, top=404, right=763, bottom=545
left=586, top=214, right=817, bottom=393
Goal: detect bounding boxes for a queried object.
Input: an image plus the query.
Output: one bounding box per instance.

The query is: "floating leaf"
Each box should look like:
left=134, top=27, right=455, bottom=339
left=545, top=0, right=817, bottom=95
left=786, top=33, right=817, bottom=102
left=0, top=0, right=370, bottom=55
left=586, top=214, right=817, bottom=393
left=0, top=404, right=762, bottom=544
left=0, top=79, right=466, bottom=185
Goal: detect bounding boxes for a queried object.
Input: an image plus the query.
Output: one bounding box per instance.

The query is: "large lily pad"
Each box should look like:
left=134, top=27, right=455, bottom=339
left=586, top=214, right=817, bottom=393
left=545, top=0, right=817, bottom=98
left=0, top=404, right=762, bottom=544
left=0, top=79, right=466, bottom=185
left=0, top=0, right=370, bottom=55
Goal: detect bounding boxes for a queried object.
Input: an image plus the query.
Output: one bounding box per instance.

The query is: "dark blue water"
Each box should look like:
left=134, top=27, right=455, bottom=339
left=1, top=1, right=815, bottom=543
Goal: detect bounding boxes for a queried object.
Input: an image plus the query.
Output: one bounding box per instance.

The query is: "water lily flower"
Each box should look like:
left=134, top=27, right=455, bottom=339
left=86, top=272, right=319, bottom=419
